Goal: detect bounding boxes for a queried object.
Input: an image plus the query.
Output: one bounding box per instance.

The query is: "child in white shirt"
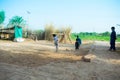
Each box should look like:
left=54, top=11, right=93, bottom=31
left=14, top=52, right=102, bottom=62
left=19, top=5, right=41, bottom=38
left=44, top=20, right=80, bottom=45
left=53, top=34, right=58, bottom=52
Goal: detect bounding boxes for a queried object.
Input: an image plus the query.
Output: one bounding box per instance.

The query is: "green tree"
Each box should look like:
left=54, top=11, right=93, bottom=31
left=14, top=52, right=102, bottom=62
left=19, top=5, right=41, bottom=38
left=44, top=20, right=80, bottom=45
left=0, top=11, right=5, bottom=28
left=0, top=11, right=5, bottom=24
left=7, top=16, right=26, bottom=28
left=101, top=31, right=110, bottom=36
left=7, top=16, right=28, bottom=37
left=33, top=30, right=44, bottom=40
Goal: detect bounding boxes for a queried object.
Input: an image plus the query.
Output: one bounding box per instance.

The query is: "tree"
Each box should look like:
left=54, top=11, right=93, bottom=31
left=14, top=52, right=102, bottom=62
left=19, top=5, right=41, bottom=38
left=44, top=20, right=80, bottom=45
left=0, top=11, right=5, bottom=24
left=0, top=11, right=5, bottom=28
left=33, top=30, right=44, bottom=40
left=7, top=16, right=28, bottom=37
left=101, top=31, right=110, bottom=36
left=7, top=16, right=26, bottom=28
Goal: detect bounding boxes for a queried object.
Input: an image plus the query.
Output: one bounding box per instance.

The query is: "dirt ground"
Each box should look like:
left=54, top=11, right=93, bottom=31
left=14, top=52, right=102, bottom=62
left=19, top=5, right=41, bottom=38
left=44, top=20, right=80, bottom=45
left=0, top=40, right=120, bottom=80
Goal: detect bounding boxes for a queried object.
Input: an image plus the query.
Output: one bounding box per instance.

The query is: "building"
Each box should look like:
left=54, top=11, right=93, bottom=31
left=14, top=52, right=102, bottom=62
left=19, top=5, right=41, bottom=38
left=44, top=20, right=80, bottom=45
left=0, top=26, right=23, bottom=41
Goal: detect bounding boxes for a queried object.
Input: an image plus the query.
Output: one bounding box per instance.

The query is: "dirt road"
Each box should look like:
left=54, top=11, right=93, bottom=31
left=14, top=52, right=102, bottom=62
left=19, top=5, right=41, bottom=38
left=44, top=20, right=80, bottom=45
left=0, top=40, right=120, bottom=80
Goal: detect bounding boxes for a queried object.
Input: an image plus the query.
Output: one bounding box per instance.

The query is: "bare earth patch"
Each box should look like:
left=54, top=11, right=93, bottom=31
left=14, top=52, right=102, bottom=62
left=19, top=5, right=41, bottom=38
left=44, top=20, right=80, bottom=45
left=0, top=40, right=120, bottom=80
left=0, top=40, right=90, bottom=67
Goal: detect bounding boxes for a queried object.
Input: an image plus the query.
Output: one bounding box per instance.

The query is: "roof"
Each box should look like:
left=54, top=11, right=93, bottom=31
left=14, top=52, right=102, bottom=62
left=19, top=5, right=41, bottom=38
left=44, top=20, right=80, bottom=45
left=0, top=26, right=22, bottom=30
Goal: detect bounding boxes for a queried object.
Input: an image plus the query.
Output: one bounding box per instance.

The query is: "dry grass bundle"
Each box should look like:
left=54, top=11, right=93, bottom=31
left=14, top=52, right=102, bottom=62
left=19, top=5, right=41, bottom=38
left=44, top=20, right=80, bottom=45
left=44, top=24, right=72, bottom=43
left=59, top=26, right=72, bottom=43
left=44, top=24, right=55, bottom=41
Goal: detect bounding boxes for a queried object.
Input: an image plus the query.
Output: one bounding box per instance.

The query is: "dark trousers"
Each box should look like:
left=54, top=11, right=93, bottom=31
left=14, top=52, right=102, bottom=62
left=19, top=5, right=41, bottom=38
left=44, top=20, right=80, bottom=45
left=110, top=40, right=116, bottom=50
left=75, top=42, right=79, bottom=49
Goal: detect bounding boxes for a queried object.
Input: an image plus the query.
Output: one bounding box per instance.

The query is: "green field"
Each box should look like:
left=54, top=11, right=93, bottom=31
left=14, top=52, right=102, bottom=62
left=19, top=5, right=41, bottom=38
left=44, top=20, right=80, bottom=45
left=71, top=33, right=120, bottom=42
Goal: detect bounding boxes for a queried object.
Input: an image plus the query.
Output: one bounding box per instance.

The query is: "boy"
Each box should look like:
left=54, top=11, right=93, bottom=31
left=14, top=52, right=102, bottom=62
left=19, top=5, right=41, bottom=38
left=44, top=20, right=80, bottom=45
left=75, top=35, right=81, bottom=50
left=109, top=27, right=116, bottom=51
left=75, top=39, right=79, bottom=50
left=53, top=34, right=58, bottom=52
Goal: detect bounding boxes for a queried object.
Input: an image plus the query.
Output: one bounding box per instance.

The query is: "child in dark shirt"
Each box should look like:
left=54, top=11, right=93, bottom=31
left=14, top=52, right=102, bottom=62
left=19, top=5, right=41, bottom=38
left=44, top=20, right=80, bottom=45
left=75, top=35, right=81, bottom=50
left=75, top=39, right=80, bottom=50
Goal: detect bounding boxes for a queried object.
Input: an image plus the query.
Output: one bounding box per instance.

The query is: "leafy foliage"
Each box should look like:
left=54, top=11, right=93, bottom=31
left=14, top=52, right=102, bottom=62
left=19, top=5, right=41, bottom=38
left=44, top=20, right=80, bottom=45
left=33, top=30, right=45, bottom=40
left=0, top=11, right=5, bottom=24
left=7, top=16, right=26, bottom=27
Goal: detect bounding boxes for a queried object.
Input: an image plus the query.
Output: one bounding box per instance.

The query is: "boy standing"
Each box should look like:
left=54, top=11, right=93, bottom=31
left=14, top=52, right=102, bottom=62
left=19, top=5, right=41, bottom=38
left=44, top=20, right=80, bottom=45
left=75, top=35, right=81, bottom=50
left=109, top=27, right=116, bottom=51
left=53, top=34, right=58, bottom=52
left=75, top=39, right=79, bottom=50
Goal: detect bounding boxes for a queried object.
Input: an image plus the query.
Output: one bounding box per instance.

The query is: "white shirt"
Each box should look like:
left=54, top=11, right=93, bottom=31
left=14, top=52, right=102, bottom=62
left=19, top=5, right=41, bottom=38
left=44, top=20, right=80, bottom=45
left=54, top=36, right=58, bottom=44
left=54, top=36, right=58, bottom=41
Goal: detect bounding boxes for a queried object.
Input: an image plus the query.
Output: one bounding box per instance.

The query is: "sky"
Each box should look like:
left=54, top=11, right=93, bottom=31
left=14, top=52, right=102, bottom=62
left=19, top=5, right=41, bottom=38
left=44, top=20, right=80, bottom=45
left=0, top=0, right=120, bottom=33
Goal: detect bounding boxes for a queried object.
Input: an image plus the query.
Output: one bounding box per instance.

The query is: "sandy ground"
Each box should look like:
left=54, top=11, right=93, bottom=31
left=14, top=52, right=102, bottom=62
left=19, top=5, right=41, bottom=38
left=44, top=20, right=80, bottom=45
left=0, top=40, right=120, bottom=80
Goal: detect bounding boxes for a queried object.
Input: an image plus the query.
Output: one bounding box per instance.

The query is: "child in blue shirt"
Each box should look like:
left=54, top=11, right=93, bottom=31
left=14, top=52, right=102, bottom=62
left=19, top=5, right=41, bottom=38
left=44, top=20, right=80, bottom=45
left=75, top=35, right=81, bottom=50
